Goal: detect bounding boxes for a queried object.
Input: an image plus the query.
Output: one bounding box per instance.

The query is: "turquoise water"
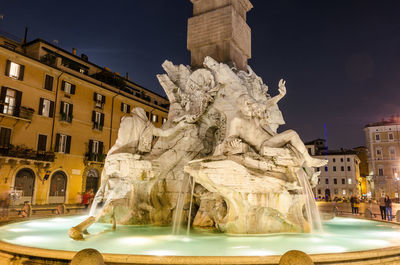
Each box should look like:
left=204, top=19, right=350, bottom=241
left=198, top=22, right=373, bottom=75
left=0, top=216, right=399, bottom=256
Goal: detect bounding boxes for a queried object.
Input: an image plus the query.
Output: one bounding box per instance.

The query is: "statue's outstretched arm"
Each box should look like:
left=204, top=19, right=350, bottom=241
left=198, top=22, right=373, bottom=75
left=266, top=79, right=286, bottom=107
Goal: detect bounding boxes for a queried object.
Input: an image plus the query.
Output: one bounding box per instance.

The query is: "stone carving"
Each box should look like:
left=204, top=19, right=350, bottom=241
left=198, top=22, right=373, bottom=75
left=69, top=56, right=327, bottom=239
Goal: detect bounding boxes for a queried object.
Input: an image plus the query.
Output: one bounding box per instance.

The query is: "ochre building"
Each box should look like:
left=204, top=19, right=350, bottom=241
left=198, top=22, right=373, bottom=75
left=0, top=34, right=169, bottom=205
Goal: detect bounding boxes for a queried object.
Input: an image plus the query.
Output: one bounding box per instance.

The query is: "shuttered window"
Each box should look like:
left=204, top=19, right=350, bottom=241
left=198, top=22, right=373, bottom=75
left=44, top=75, right=54, bottom=91
left=61, top=80, right=76, bottom=94
left=37, top=134, right=47, bottom=152
left=38, top=98, right=54, bottom=117
left=5, top=60, right=24, bottom=80
left=55, top=133, right=71, bottom=154
left=0, top=127, right=11, bottom=148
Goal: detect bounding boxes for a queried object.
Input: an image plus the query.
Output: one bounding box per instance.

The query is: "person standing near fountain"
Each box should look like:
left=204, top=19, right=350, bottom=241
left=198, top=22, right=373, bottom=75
left=379, top=195, right=387, bottom=220
left=385, top=195, right=393, bottom=221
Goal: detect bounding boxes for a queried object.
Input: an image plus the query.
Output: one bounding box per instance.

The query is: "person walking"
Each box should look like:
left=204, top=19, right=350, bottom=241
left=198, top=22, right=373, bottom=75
left=354, top=197, right=360, bottom=215
left=350, top=196, right=355, bottom=214
left=385, top=195, right=393, bottom=221
left=379, top=195, right=386, bottom=220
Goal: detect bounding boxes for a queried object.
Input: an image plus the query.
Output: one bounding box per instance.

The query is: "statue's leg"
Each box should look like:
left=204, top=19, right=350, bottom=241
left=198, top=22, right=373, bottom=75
left=262, top=130, right=327, bottom=167
left=111, top=206, right=116, bottom=230
left=68, top=216, right=96, bottom=240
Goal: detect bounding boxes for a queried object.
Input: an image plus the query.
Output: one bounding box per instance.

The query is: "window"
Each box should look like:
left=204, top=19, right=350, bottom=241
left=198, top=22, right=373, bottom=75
left=44, top=75, right=54, bottom=91
left=389, top=133, right=394, bottom=141
left=348, top=178, right=352, bottom=184
left=325, top=166, right=328, bottom=172
left=333, top=158, right=336, bottom=162
left=376, top=148, right=382, bottom=155
left=5, top=60, right=24, bottom=80
left=333, top=166, right=336, bottom=171
left=60, top=102, right=73, bottom=123
left=342, top=189, right=346, bottom=195
left=162, top=117, right=167, bottom=124
left=342, top=178, right=345, bottom=184
left=346, top=157, right=350, bottom=162
left=316, top=167, right=320, bottom=172
left=375, top=134, right=380, bottom=141
left=325, top=179, right=329, bottom=184
left=0, top=127, right=11, bottom=148
left=390, top=147, right=396, bottom=160
left=93, top=93, right=105, bottom=108
left=55, top=133, right=71, bottom=154
left=307, top=147, right=312, bottom=154
left=378, top=168, right=384, bottom=176
left=347, top=166, right=351, bottom=171
left=340, top=158, right=344, bottom=162
left=88, top=140, right=104, bottom=162
left=121, top=103, right=130, bottom=114
left=334, top=178, right=337, bottom=184
left=146, top=111, right=150, bottom=119
left=37, top=134, right=47, bottom=152
left=341, top=166, right=344, bottom=171
left=61, top=81, right=76, bottom=94
left=151, top=114, right=158, bottom=123
left=0, top=87, right=22, bottom=117
left=38, top=98, right=54, bottom=117
left=92, top=111, right=104, bottom=130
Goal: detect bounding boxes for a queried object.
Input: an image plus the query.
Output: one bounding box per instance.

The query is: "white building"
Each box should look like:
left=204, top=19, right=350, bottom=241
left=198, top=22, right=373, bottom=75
left=305, top=139, right=361, bottom=200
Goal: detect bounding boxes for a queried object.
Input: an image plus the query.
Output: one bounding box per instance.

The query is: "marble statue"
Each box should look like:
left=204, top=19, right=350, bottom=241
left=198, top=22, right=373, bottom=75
left=69, top=56, right=327, bottom=239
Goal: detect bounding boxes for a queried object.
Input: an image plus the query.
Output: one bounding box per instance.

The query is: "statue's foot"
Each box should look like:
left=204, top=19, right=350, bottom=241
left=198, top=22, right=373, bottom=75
left=306, top=157, right=328, bottom=168
left=68, top=227, right=83, bottom=240
left=83, top=229, right=89, bottom=235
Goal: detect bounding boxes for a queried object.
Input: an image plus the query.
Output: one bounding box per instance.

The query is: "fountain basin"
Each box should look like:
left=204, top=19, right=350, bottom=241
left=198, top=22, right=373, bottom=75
left=0, top=216, right=400, bottom=264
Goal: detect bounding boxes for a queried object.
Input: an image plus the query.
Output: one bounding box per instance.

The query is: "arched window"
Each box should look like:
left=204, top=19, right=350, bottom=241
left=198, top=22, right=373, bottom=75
left=14, top=168, right=35, bottom=204
left=85, top=169, right=99, bottom=193
left=49, top=171, right=67, bottom=203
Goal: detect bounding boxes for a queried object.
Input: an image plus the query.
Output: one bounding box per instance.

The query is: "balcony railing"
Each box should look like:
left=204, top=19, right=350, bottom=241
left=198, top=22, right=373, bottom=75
left=0, top=145, right=55, bottom=162
left=85, top=153, right=106, bottom=163
left=60, top=113, right=73, bottom=123
left=0, top=104, right=34, bottom=121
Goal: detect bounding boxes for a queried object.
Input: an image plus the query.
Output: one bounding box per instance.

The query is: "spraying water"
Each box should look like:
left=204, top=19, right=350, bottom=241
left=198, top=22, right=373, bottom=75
left=172, top=174, right=190, bottom=235
left=296, top=167, right=323, bottom=232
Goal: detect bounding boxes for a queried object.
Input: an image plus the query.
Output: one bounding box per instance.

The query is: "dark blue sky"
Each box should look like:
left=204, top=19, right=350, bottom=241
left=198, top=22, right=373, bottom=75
left=1, top=1, right=400, bottom=149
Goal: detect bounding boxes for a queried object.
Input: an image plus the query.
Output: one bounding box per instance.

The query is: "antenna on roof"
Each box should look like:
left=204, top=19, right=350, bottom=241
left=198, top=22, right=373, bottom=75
left=22, top=27, right=28, bottom=44
left=53, top=39, right=59, bottom=46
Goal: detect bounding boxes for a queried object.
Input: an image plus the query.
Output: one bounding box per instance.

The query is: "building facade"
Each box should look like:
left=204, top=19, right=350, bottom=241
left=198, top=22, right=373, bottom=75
left=0, top=34, right=169, bottom=205
left=364, top=118, right=400, bottom=199
left=305, top=139, right=361, bottom=200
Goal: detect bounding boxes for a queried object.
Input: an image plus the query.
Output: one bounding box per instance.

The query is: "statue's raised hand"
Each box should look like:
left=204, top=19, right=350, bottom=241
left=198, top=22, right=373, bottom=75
left=278, top=79, right=286, bottom=97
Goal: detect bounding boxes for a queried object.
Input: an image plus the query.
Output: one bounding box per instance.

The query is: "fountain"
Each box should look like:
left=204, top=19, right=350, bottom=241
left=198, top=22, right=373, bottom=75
left=1, top=1, right=400, bottom=264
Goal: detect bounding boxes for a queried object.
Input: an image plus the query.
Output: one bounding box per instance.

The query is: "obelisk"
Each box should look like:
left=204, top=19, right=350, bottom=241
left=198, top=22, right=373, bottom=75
left=187, top=0, right=253, bottom=71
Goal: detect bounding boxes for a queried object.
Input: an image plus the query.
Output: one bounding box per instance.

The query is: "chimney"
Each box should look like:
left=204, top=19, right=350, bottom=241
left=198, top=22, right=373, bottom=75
left=72, top=48, right=77, bottom=55
left=22, top=27, right=28, bottom=45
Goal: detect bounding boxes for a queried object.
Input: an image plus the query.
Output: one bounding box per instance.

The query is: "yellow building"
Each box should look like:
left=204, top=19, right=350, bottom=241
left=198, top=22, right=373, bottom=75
left=364, top=117, right=400, bottom=199
left=0, top=33, right=169, bottom=205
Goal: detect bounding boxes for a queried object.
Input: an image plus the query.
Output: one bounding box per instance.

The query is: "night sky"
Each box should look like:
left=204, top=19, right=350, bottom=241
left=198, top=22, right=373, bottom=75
left=1, top=1, right=400, bottom=149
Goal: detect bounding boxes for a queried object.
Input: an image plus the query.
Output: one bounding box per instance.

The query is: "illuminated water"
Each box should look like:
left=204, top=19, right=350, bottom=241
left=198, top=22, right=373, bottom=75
left=0, top=216, right=399, bottom=256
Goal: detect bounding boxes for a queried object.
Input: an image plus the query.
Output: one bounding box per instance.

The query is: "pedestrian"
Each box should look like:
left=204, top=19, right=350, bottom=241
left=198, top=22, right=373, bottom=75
left=82, top=190, right=90, bottom=209
left=350, top=196, right=355, bottom=214
left=354, top=197, right=360, bottom=215
left=18, top=201, right=31, bottom=218
left=385, top=195, right=393, bottom=221
left=379, top=195, right=386, bottom=220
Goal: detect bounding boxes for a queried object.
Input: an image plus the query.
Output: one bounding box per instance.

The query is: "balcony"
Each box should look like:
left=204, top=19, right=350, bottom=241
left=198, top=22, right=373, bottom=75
left=85, top=152, right=106, bottom=163
left=59, top=113, right=73, bottom=123
left=0, top=104, right=34, bottom=122
left=0, top=145, right=55, bottom=162
left=92, top=122, right=103, bottom=131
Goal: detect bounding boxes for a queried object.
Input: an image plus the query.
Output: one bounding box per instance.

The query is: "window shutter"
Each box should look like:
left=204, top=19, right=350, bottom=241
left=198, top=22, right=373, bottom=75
left=61, top=81, right=65, bottom=92
left=91, top=111, right=95, bottom=122
left=66, top=135, right=71, bottom=154
left=70, top=84, right=76, bottom=95
left=55, top=134, right=60, bottom=152
left=49, top=101, right=55, bottom=117
left=45, top=75, right=54, bottom=91
left=14, top=90, right=22, bottom=116
left=99, top=141, right=103, bottom=154
left=120, top=103, right=123, bottom=112
left=38, top=135, right=47, bottom=152
left=69, top=104, right=73, bottom=118
left=0, top=87, right=7, bottom=113
left=101, top=95, right=105, bottom=104
left=100, top=113, right=105, bottom=126
left=127, top=105, right=131, bottom=113
left=88, top=140, right=93, bottom=155
left=93, top=92, right=97, bottom=101
left=38, top=98, right=44, bottom=115
left=60, top=101, right=64, bottom=114
left=18, top=65, right=25, bottom=81
left=5, top=60, right=10, bottom=76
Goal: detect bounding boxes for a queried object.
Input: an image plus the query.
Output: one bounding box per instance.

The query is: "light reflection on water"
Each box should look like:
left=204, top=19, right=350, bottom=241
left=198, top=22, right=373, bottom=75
left=0, top=217, right=399, bottom=256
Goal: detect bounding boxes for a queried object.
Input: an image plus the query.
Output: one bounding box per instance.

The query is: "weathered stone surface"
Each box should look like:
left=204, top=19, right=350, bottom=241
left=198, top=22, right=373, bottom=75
left=70, top=248, right=104, bottom=265
left=279, top=250, right=314, bottom=265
